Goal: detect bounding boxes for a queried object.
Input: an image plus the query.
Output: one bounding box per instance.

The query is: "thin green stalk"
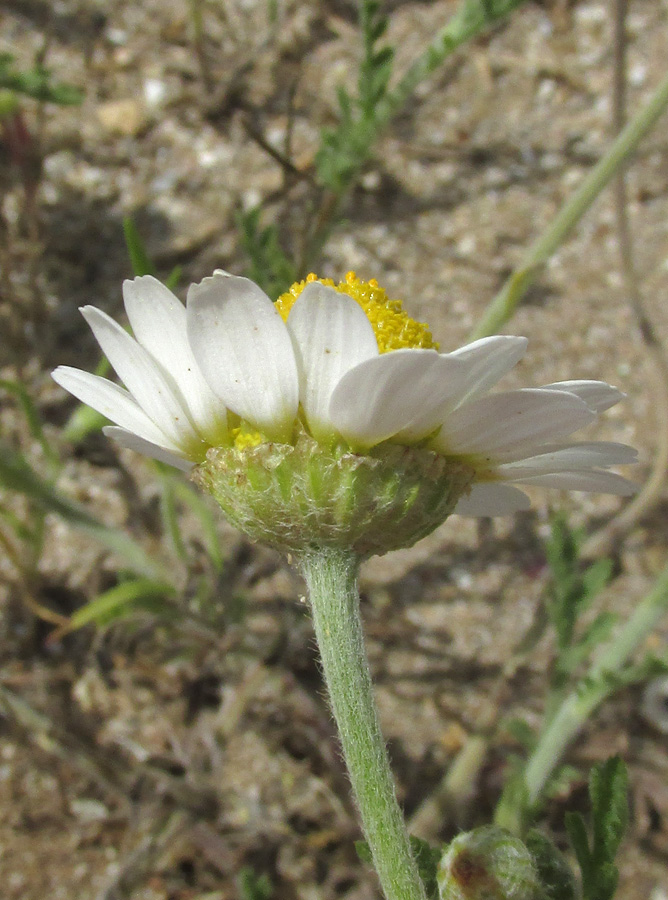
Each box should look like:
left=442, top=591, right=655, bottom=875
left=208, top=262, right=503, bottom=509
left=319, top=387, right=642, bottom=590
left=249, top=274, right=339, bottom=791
left=376, top=0, right=527, bottom=129
left=299, top=548, right=427, bottom=900
left=497, top=562, right=668, bottom=833
left=471, top=67, right=668, bottom=340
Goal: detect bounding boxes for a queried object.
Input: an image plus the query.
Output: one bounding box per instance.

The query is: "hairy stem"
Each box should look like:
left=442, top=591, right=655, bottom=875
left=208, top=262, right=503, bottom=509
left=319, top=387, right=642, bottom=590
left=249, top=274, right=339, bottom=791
left=299, top=548, right=427, bottom=900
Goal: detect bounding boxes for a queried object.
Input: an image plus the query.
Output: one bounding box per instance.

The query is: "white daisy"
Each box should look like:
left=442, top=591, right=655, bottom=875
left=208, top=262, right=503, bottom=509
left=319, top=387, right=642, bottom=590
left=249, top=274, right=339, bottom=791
left=53, top=270, right=635, bottom=515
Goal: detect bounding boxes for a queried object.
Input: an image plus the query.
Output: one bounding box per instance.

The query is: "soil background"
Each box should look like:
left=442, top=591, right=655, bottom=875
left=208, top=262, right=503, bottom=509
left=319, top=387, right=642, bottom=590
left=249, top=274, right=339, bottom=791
left=1, top=1, right=667, bottom=898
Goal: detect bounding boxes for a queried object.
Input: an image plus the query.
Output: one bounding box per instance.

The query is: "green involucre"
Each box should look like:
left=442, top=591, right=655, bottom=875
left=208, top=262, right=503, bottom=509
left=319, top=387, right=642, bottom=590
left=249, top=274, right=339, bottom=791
left=194, top=429, right=474, bottom=557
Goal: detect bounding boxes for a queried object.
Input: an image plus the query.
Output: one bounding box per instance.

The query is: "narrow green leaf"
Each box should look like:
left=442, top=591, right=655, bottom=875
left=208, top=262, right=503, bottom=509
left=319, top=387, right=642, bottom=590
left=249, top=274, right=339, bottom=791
left=0, top=57, right=83, bottom=105
left=525, top=830, right=578, bottom=900
left=165, top=264, right=182, bottom=290
left=0, top=445, right=163, bottom=579
left=238, top=867, right=273, bottom=900
left=169, top=477, right=225, bottom=572
left=581, top=559, right=613, bottom=606
left=158, top=470, right=188, bottom=562
left=564, top=811, right=592, bottom=877
left=61, top=578, right=176, bottom=635
left=0, top=379, right=59, bottom=467
left=355, top=839, right=373, bottom=864
left=237, top=207, right=296, bottom=298
left=503, top=716, right=537, bottom=750
left=123, top=217, right=157, bottom=277
left=590, top=757, right=628, bottom=864
left=409, top=835, right=441, bottom=899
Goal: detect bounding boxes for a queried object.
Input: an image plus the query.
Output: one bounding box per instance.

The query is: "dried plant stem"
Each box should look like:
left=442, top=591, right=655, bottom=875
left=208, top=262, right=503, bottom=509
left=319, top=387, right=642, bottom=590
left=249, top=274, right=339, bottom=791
left=189, top=0, right=213, bottom=95
left=96, top=809, right=191, bottom=900
left=471, top=66, right=668, bottom=340
left=299, top=548, right=427, bottom=900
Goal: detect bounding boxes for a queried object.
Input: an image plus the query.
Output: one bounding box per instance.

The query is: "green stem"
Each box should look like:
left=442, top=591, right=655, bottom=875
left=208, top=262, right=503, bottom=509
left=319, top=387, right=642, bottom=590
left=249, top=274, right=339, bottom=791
left=497, top=561, right=668, bottom=833
left=299, top=548, right=427, bottom=900
left=471, top=67, right=668, bottom=340
left=376, top=0, right=527, bottom=129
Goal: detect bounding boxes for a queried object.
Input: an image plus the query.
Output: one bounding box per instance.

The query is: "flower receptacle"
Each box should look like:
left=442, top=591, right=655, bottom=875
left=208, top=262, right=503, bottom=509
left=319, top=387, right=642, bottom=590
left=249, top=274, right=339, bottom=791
left=194, top=427, right=474, bottom=557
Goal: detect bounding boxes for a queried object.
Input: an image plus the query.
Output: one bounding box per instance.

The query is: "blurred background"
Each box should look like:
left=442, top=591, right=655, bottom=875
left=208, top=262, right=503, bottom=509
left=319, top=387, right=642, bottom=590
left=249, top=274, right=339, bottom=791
left=0, top=1, right=667, bottom=898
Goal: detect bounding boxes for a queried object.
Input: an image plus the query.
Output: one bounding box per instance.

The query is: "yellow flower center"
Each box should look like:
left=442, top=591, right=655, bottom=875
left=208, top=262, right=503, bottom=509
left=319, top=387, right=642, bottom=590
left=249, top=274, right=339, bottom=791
left=275, top=271, right=438, bottom=354
left=231, top=425, right=265, bottom=451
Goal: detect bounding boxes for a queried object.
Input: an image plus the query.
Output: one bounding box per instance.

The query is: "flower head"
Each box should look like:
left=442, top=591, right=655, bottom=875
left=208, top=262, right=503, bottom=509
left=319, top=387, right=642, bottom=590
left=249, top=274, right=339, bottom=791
left=53, top=270, right=635, bottom=552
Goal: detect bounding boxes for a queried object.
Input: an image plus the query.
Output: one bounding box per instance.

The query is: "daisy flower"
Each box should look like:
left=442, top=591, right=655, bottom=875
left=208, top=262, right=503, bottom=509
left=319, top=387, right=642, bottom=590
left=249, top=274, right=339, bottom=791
left=53, top=270, right=635, bottom=540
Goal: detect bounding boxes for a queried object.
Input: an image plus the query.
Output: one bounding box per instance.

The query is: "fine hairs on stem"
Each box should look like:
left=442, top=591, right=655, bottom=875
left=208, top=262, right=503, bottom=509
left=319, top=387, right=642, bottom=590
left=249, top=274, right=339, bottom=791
left=299, top=548, right=427, bottom=900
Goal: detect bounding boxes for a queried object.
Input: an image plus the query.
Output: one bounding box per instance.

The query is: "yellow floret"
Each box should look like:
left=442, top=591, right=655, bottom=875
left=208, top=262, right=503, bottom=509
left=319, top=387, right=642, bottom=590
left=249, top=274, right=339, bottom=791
left=275, top=271, right=438, bottom=354
left=232, top=426, right=265, bottom=451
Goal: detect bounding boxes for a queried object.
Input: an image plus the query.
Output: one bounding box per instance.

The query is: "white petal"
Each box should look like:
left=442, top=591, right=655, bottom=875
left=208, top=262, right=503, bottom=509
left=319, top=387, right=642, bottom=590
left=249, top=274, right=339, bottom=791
left=446, top=336, right=528, bottom=405
left=496, top=441, right=638, bottom=478
left=434, top=389, right=594, bottom=459
left=454, top=483, right=531, bottom=516
left=329, top=349, right=467, bottom=449
left=542, top=381, right=624, bottom=413
left=507, top=470, right=636, bottom=495
left=186, top=272, right=299, bottom=441
left=52, top=366, right=178, bottom=449
left=103, top=427, right=193, bottom=471
left=286, top=283, right=378, bottom=440
left=122, top=276, right=226, bottom=442
left=81, top=306, right=197, bottom=448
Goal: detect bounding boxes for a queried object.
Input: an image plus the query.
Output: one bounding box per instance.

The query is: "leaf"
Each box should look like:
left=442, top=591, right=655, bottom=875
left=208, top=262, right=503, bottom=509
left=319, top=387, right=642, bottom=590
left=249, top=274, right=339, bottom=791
left=238, top=866, right=273, bottom=900
left=0, top=379, right=59, bottom=467
left=525, top=830, right=578, bottom=900
left=0, top=444, right=163, bottom=579
left=123, top=216, right=157, bottom=277
left=410, top=835, right=441, bottom=900
left=564, top=811, right=592, bottom=877
left=544, top=513, right=614, bottom=681
left=168, top=476, right=225, bottom=572
left=158, top=469, right=188, bottom=562
left=0, top=55, right=82, bottom=105
left=356, top=836, right=440, bottom=899
left=589, top=757, right=628, bottom=864
left=51, top=578, right=176, bottom=639
left=558, top=613, right=617, bottom=674
left=355, top=839, right=373, bottom=864
left=565, top=757, right=629, bottom=900
left=503, top=716, right=537, bottom=750
left=581, top=558, right=613, bottom=605
left=237, top=207, right=297, bottom=298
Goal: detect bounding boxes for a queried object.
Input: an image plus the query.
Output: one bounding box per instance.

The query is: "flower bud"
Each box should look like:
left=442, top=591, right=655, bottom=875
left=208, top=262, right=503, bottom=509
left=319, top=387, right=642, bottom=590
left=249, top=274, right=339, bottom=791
left=438, top=826, right=542, bottom=900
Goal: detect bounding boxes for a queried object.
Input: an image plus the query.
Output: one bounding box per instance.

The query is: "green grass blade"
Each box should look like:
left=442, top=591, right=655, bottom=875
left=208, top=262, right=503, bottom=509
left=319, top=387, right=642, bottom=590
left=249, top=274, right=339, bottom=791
left=58, top=577, right=176, bottom=637
left=0, top=445, right=163, bottom=579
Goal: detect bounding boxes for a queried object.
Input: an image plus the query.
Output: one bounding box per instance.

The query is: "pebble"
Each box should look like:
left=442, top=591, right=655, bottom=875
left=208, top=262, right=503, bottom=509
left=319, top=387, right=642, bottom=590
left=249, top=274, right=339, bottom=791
left=96, top=99, right=147, bottom=137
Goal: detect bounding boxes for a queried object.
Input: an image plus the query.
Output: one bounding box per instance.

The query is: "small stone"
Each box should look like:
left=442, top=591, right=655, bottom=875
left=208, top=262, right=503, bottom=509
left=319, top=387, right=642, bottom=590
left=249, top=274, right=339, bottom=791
left=96, top=99, right=146, bottom=137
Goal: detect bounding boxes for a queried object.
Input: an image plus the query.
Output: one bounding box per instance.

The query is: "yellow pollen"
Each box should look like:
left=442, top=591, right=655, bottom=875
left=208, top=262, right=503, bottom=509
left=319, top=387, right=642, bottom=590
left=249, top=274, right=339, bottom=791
left=232, top=426, right=264, bottom=451
left=275, top=272, right=438, bottom=354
